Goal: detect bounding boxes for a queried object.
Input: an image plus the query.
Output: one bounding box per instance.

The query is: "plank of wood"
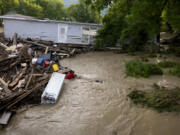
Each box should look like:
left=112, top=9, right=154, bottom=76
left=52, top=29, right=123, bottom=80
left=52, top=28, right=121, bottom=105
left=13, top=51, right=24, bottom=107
left=59, top=69, right=71, bottom=74
left=25, top=74, right=33, bottom=90
left=70, top=49, right=76, bottom=56
left=35, top=75, right=49, bottom=82
left=0, top=56, right=17, bottom=63
left=13, top=33, right=17, bottom=45
left=56, top=53, right=70, bottom=57
left=0, top=78, right=11, bottom=94
left=9, top=67, right=27, bottom=88
left=32, top=74, right=48, bottom=77
left=0, top=90, right=24, bottom=102
left=0, top=111, right=12, bottom=125
left=0, top=42, right=8, bottom=49
left=45, top=47, right=49, bottom=54
left=23, top=40, right=48, bottom=48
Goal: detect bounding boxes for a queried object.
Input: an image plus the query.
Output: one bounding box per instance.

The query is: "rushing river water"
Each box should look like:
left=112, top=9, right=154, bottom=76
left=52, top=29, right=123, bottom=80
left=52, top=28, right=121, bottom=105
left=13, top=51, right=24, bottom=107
left=1, top=52, right=180, bottom=135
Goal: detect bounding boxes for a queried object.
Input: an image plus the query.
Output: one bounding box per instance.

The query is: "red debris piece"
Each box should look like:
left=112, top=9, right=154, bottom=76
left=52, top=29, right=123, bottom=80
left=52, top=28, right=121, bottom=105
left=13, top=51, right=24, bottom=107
left=65, top=72, right=75, bottom=79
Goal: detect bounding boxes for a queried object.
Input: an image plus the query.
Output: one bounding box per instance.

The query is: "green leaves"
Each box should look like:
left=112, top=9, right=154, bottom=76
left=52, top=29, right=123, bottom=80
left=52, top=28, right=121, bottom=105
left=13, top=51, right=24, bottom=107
left=0, top=0, right=102, bottom=23
left=125, top=60, right=163, bottom=78
left=128, top=88, right=180, bottom=112
left=92, top=0, right=180, bottom=50
left=66, top=0, right=102, bottom=23
left=166, top=1, right=180, bottom=33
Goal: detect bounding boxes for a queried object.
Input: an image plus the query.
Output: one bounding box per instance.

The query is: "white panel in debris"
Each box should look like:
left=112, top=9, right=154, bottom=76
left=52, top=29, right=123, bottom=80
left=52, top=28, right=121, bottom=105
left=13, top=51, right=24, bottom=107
left=41, top=72, right=65, bottom=104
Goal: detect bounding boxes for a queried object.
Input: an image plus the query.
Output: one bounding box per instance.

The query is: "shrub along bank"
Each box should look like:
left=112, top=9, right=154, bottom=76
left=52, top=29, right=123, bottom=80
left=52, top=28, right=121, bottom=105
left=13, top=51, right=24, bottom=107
left=128, top=88, right=180, bottom=112
left=125, top=60, right=163, bottom=78
left=125, top=59, right=180, bottom=78
left=126, top=59, right=180, bottom=112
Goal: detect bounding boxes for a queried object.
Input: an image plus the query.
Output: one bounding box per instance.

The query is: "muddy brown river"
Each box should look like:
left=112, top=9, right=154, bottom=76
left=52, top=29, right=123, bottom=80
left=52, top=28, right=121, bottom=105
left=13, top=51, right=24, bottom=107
left=1, top=52, right=180, bottom=135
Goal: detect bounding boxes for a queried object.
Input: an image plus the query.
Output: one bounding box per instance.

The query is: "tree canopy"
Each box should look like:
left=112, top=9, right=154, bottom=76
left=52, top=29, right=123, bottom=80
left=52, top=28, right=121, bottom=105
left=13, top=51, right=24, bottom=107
left=0, top=0, right=102, bottom=23
left=66, top=0, right=102, bottom=23
left=87, top=0, right=180, bottom=50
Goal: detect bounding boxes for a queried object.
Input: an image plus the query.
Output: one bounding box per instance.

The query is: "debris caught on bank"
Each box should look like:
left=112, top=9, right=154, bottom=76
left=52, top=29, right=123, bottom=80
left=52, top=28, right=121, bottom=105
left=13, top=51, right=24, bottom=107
left=0, top=33, right=91, bottom=126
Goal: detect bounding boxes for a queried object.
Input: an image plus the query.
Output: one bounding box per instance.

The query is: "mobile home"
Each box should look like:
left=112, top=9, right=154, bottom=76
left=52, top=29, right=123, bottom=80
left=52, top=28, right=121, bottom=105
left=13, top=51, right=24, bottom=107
left=0, top=14, right=102, bottom=45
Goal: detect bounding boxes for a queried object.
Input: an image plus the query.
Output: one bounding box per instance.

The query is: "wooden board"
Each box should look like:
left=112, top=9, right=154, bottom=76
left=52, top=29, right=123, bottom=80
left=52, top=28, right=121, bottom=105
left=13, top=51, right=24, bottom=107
left=0, top=111, right=12, bottom=125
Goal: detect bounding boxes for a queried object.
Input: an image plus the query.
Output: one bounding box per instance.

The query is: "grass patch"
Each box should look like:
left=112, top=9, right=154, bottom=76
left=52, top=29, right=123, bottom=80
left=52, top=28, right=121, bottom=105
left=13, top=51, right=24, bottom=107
left=158, top=61, right=177, bottom=68
left=168, top=65, right=180, bottom=77
left=125, top=60, right=163, bottom=78
left=128, top=88, right=180, bottom=112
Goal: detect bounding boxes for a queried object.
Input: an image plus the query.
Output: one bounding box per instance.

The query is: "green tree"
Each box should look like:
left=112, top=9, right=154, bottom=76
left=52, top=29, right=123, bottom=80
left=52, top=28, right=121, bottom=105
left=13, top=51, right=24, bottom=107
left=89, top=0, right=180, bottom=50
left=0, top=0, right=65, bottom=20
left=66, top=0, right=102, bottom=23
left=15, top=0, right=43, bottom=18
left=0, top=0, right=16, bottom=15
left=35, top=0, right=65, bottom=20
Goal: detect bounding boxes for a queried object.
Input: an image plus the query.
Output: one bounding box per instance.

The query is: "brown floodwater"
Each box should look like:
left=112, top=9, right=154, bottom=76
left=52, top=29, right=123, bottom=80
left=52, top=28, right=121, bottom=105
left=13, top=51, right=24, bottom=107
left=1, top=52, right=180, bottom=135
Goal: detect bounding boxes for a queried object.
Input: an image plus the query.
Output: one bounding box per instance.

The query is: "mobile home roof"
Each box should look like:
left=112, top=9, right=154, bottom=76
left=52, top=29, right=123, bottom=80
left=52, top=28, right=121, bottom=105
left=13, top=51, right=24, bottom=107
left=0, top=14, right=103, bottom=27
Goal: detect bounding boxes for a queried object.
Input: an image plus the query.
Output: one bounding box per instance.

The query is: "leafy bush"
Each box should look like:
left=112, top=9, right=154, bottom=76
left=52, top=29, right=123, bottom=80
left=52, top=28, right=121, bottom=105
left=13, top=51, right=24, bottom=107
left=128, top=88, right=180, bottom=112
left=125, top=60, right=163, bottom=78
left=167, top=46, right=180, bottom=56
left=93, top=39, right=106, bottom=50
left=148, top=53, right=157, bottom=58
left=168, top=65, right=180, bottom=77
left=158, top=61, right=177, bottom=68
left=119, top=22, right=149, bottom=52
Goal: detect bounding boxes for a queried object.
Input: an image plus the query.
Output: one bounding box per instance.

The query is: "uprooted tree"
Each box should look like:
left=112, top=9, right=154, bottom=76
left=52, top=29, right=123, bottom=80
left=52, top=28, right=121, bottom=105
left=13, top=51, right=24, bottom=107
left=86, top=0, right=180, bottom=51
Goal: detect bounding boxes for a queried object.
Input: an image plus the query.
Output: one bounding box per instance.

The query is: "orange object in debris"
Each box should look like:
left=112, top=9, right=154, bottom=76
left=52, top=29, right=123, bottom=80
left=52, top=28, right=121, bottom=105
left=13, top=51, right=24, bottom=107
left=52, top=64, right=59, bottom=72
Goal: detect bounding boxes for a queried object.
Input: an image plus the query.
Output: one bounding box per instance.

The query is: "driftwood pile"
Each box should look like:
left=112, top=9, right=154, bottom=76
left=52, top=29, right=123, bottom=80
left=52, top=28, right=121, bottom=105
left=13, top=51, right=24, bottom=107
left=0, top=34, right=91, bottom=126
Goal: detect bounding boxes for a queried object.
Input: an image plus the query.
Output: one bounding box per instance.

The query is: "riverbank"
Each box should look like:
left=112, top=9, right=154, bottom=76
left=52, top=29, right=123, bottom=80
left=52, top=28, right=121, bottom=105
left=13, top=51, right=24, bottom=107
left=1, top=52, right=180, bottom=135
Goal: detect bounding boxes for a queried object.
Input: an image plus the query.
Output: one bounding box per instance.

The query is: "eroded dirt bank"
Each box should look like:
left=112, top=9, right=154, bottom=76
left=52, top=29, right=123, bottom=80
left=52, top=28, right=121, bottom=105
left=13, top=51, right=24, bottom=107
left=1, top=52, right=180, bottom=135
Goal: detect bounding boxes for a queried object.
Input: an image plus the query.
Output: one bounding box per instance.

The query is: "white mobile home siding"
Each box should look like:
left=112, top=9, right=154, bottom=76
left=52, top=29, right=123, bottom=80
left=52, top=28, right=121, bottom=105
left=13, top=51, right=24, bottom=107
left=1, top=15, right=102, bottom=45
left=66, top=24, right=82, bottom=44
left=4, top=19, right=59, bottom=42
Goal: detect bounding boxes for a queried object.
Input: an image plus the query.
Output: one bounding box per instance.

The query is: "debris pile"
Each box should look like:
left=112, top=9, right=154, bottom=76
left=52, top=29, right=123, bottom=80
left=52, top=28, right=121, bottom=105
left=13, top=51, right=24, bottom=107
left=0, top=34, right=90, bottom=125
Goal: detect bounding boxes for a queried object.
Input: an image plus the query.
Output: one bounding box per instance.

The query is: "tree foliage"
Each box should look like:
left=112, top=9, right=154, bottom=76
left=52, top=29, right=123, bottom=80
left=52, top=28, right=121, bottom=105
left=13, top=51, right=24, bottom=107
left=88, top=0, right=180, bottom=50
left=0, top=0, right=102, bottom=23
left=66, top=0, right=102, bottom=23
left=35, top=0, right=65, bottom=20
